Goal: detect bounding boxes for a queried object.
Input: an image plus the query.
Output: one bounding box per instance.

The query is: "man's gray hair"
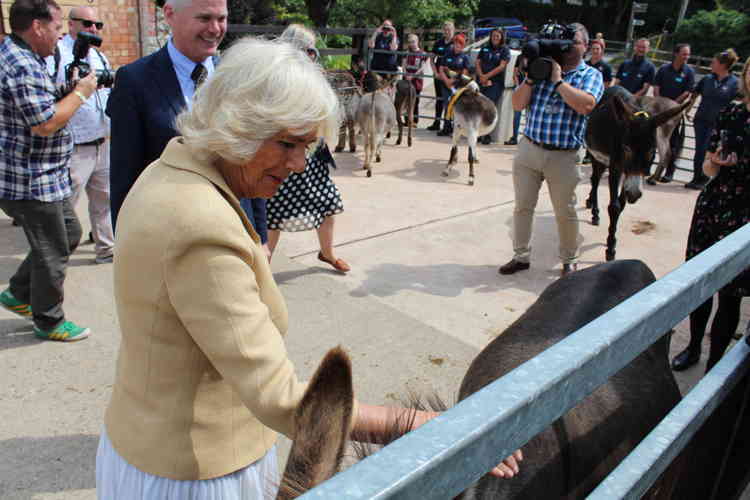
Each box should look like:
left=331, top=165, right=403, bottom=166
left=175, top=37, right=340, bottom=166
left=164, top=0, right=193, bottom=10
left=569, top=22, right=589, bottom=46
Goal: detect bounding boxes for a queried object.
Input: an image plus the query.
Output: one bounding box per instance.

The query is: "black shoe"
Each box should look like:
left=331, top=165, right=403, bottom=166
left=11, top=219, right=21, bottom=226
left=561, top=263, right=578, bottom=277
left=684, top=180, right=704, bottom=190
left=672, top=347, right=700, bottom=371
left=437, top=127, right=452, bottom=137
left=426, top=121, right=441, bottom=131
left=658, top=175, right=673, bottom=183
left=499, top=259, right=530, bottom=275
left=504, top=138, right=518, bottom=146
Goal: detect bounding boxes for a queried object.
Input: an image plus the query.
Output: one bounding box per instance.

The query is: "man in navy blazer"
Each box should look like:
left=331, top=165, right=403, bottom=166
left=107, top=0, right=268, bottom=247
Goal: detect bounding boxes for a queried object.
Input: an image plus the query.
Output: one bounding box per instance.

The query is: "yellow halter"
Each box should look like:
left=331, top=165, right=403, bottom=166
left=633, top=110, right=651, bottom=119
left=446, top=86, right=471, bottom=120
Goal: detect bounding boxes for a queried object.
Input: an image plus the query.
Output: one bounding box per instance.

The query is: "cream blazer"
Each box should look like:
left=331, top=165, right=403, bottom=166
left=105, top=138, right=307, bottom=480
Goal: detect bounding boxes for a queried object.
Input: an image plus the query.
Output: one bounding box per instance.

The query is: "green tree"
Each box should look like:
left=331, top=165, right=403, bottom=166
left=716, top=0, right=749, bottom=13
left=674, top=8, right=750, bottom=60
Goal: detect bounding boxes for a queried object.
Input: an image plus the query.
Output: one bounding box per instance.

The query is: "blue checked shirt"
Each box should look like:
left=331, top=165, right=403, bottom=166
left=0, top=35, right=73, bottom=202
left=523, top=61, right=604, bottom=149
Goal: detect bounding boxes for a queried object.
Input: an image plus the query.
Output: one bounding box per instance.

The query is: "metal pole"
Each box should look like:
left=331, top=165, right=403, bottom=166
left=625, top=4, right=635, bottom=55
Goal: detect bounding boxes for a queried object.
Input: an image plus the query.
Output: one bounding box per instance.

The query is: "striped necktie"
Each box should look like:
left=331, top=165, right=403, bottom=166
left=190, top=63, right=207, bottom=89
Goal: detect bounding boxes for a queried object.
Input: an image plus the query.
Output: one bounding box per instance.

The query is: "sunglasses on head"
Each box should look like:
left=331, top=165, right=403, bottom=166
left=71, top=17, right=104, bottom=30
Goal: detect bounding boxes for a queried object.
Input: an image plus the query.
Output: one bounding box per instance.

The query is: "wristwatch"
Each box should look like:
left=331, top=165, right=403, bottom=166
left=524, top=78, right=535, bottom=87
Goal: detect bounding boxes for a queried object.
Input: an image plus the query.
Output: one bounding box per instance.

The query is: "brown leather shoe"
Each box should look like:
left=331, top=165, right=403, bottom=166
left=499, top=259, right=530, bottom=275
left=561, top=263, right=578, bottom=277
left=318, top=251, right=350, bottom=273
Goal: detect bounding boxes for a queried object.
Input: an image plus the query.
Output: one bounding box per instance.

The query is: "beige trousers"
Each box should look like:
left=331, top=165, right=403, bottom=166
left=511, top=137, right=583, bottom=265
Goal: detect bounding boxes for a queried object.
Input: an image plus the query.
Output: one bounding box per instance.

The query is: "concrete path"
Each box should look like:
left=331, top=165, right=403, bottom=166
left=1, top=123, right=746, bottom=498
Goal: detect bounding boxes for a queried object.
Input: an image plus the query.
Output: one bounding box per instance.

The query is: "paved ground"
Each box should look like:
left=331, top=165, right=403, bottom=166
left=1, top=98, right=746, bottom=498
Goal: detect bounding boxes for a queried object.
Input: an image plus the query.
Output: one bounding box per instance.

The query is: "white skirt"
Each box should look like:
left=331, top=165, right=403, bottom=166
left=96, top=428, right=279, bottom=500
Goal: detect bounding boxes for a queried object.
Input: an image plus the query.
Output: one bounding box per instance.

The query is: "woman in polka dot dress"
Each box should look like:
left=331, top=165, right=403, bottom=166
left=266, top=24, right=350, bottom=273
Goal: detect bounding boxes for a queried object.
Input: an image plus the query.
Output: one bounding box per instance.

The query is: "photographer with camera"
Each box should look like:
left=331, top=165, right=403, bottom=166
left=500, top=22, right=603, bottom=277
left=368, top=19, right=399, bottom=77
left=49, top=6, right=114, bottom=264
left=0, top=0, right=96, bottom=342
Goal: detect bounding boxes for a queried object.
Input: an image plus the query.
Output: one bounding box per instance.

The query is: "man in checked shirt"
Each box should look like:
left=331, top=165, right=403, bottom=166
left=0, top=0, right=97, bottom=342
left=500, top=22, right=604, bottom=278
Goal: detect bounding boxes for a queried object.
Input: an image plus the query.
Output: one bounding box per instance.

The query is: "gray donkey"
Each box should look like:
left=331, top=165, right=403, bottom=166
left=442, top=74, right=497, bottom=186
left=355, top=72, right=396, bottom=177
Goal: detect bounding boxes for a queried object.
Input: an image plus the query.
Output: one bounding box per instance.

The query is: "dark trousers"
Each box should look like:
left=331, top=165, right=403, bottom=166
left=0, top=198, right=81, bottom=331
left=667, top=117, right=685, bottom=176
left=687, top=292, right=743, bottom=372
left=692, top=119, right=713, bottom=182
left=433, top=78, right=447, bottom=123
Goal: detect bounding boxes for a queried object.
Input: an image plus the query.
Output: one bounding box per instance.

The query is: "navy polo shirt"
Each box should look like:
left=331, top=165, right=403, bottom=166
left=615, top=56, right=656, bottom=94
left=371, top=33, right=397, bottom=72
left=478, top=45, right=510, bottom=83
left=694, top=73, right=739, bottom=124
left=432, top=38, right=452, bottom=62
left=438, top=51, right=471, bottom=74
left=654, top=63, right=695, bottom=101
left=587, top=58, right=612, bottom=84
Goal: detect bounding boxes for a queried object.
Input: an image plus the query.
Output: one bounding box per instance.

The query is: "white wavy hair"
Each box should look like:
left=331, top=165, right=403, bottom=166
left=175, top=37, right=340, bottom=166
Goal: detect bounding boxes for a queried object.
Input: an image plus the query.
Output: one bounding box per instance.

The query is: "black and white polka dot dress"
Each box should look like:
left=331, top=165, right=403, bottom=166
left=267, top=143, right=344, bottom=232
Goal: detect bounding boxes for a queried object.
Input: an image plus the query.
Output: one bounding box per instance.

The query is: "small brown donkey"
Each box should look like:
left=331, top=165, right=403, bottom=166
left=394, top=79, right=416, bottom=147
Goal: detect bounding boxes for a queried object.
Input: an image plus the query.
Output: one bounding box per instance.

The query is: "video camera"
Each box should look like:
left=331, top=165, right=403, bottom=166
left=521, top=22, right=577, bottom=81
left=64, top=31, right=115, bottom=88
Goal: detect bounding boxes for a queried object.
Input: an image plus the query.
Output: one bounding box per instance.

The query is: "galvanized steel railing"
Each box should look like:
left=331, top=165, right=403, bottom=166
left=299, top=222, right=750, bottom=499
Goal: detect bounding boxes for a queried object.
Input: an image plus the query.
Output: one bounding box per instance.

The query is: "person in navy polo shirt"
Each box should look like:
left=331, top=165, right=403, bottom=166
left=368, top=19, right=398, bottom=77
left=476, top=28, right=510, bottom=144
left=653, top=43, right=696, bottom=183
left=613, top=38, right=655, bottom=97
left=427, top=21, right=455, bottom=132
left=586, top=38, right=612, bottom=88
left=685, top=48, right=740, bottom=190
left=501, top=23, right=604, bottom=277
left=436, top=33, right=471, bottom=136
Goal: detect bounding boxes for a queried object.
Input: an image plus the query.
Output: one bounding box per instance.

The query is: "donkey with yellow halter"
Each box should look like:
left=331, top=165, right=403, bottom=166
left=584, top=85, right=694, bottom=261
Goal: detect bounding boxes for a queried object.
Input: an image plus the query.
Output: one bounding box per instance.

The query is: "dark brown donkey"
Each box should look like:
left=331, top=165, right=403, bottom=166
left=585, top=86, right=693, bottom=261
left=394, top=79, right=417, bottom=147
left=284, top=261, right=685, bottom=499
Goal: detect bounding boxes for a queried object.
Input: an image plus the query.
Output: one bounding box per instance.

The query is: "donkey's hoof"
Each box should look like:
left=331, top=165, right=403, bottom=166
left=366, top=169, right=372, bottom=178
left=407, top=139, right=412, bottom=147
left=396, top=139, right=402, bottom=146
left=645, top=177, right=657, bottom=186
left=376, top=155, right=381, bottom=163
left=468, top=177, right=475, bottom=186
left=334, top=146, right=344, bottom=153
left=592, top=217, right=600, bottom=226
left=350, top=147, right=356, bottom=153
left=605, top=250, right=615, bottom=261
left=585, top=199, right=592, bottom=209
left=441, top=169, right=450, bottom=177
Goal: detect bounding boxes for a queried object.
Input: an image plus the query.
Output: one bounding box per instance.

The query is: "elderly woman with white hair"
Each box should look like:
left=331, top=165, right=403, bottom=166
left=96, top=37, right=521, bottom=500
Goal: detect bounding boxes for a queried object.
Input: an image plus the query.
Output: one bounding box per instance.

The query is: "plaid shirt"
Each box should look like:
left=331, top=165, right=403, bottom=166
left=523, top=61, right=604, bottom=149
left=0, top=35, right=73, bottom=202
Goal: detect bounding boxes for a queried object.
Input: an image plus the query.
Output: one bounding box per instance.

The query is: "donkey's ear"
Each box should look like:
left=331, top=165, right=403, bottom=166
left=652, top=95, right=694, bottom=128
left=611, top=95, right=637, bottom=124
left=279, top=347, right=354, bottom=499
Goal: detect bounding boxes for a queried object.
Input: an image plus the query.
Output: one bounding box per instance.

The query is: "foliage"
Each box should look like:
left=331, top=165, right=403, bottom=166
left=716, top=0, right=749, bottom=14
left=328, top=0, right=477, bottom=29
left=674, top=9, right=750, bottom=61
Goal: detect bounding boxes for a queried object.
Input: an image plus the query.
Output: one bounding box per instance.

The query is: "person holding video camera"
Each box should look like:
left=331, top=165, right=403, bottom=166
left=49, top=6, right=114, bottom=264
left=0, top=0, right=97, bottom=342
left=501, top=22, right=603, bottom=277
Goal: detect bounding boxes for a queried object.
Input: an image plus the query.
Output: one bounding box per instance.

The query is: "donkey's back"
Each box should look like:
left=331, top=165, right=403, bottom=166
left=458, top=260, right=683, bottom=499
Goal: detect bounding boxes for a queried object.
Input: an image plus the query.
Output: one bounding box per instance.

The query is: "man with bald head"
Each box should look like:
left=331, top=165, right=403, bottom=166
left=50, top=6, right=114, bottom=264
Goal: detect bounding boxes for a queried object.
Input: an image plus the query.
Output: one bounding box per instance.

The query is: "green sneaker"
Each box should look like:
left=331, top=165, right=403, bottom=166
left=0, top=289, right=32, bottom=319
left=33, top=321, right=90, bottom=342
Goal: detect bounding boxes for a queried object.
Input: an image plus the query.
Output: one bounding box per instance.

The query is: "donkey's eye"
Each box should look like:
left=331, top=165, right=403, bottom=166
left=278, top=141, right=296, bottom=150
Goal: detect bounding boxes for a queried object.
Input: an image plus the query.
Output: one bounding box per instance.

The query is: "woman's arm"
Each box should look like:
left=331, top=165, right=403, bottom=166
left=352, top=403, right=523, bottom=478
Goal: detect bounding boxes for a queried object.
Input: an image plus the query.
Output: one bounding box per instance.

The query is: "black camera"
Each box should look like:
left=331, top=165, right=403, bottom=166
left=521, top=22, right=577, bottom=81
left=65, top=31, right=114, bottom=88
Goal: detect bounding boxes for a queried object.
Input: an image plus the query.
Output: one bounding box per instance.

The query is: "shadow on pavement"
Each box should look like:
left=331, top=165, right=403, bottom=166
left=0, top=434, right=98, bottom=499
left=0, top=318, right=36, bottom=351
